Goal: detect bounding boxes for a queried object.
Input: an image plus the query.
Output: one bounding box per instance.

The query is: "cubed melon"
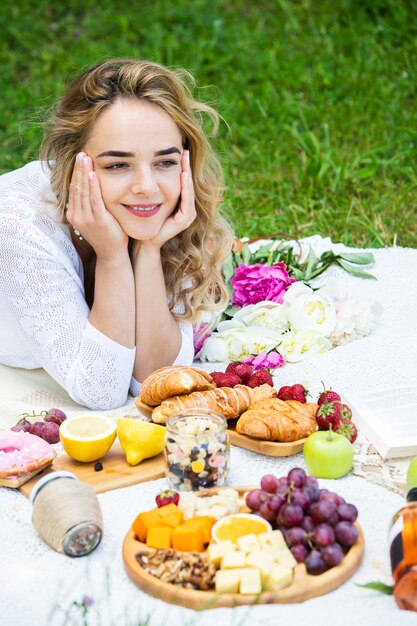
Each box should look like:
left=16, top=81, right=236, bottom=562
left=132, top=507, right=161, bottom=542
left=146, top=525, right=172, bottom=549
left=172, top=522, right=205, bottom=552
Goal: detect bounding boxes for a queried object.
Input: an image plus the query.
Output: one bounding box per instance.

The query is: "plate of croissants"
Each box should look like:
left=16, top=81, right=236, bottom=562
left=135, top=366, right=318, bottom=457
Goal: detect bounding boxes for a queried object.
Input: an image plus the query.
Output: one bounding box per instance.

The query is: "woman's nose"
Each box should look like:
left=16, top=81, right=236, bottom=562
left=130, top=167, right=158, bottom=196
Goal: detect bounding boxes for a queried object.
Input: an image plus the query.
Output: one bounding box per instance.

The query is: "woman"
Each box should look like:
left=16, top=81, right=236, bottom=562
left=0, top=59, right=233, bottom=409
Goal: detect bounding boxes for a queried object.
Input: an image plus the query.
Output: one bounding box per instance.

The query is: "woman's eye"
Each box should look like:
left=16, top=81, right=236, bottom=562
left=104, top=162, right=128, bottom=171
left=157, top=159, right=179, bottom=169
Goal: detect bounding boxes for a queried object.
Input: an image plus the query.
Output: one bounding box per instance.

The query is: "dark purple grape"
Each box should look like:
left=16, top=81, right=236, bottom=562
left=285, top=526, right=308, bottom=546
left=335, top=522, right=358, bottom=547
left=278, top=503, right=304, bottom=527
left=11, top=417, right=32, bottom=432
left=337, top=503, right=358, bottom=523
left=29, top=421, right=45, bottom=438
left=45, top=408, right=67, bottom=425
left=277, top=476, right=289, bottom=487
left=276, top=483, right=290, bottom=497
left=302, top=515, right=315, bottom=533
left=305, top=549, right=328, bottom=575
left=245, top=489, right=265, bottom=511
left=42, top=422, right=60, bottom=444
left=328, top=511, right=340, bottom=527
left=259, top=500, right=279, bottom=522
left=322, top=543, right=344, bottom=567
left=304, top=484, right=321, bottom=504
left=309, top=500, right=337, bottom=524
left=269, top=494, right=285, bottom=514
left=320, top=490, right=343, bottom=506
left=291, top=488, right=310, bottom=510
left=305, top=475, right=319, bottom=487
left=291, top=544, right=309, bottom=563
left=313, top=523, right=335, bottom=547
left=287, top=467, right=307, bottom=487
left=260, top=474, right=279, bottom=493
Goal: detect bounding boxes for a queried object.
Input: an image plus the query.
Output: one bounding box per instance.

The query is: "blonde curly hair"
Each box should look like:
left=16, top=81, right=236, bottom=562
left=41, top=58, right=234, bottom=325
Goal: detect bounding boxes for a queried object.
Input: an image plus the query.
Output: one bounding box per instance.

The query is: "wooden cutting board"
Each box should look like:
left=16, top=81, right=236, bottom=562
left=19, top=443, right=165, bottom=498
left=123, top=486, right=365, bottom=609
left=135, top=399, right=305, bottom=457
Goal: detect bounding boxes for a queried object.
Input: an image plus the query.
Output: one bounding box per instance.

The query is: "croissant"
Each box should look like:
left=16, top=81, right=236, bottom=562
left=150, top=383, right=277, bottom=424
left=139, top=365, right=215, bottom=406
left=236, top=398, right=318, bottom=442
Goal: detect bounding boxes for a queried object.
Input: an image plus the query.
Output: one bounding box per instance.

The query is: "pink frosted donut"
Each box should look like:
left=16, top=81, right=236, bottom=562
left=0, top=430, right=56, bottom=478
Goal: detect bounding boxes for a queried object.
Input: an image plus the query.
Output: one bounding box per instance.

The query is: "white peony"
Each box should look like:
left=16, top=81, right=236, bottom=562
left=284, top=283, right=337, bottom=337
left=330, top=297, right=376, bottom=346
left=279, top=329, right=332, bottom=362
left=199, top=325, right=280, bottom=362
left=232, top=301, right=290, bottom=333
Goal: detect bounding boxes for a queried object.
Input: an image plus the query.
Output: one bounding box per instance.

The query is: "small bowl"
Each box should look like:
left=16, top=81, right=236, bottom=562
left=211, top=513, right=272, bottom=544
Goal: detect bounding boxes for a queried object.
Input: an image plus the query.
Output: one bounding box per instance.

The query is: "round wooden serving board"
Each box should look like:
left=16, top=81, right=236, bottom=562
left=135, top=400, right=306, bottom=457
left=122, top=487, right=364, bottom=609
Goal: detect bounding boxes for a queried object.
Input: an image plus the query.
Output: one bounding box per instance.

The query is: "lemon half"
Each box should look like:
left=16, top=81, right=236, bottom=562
left=59, top=415, right=117, bottom=462
left=117, top=418, right=166, bottom=466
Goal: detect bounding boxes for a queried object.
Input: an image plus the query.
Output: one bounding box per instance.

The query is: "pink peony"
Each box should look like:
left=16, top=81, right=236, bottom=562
left=244, top=350, right=286, bottom=372
left=230, top=263, right=296, bottom=307
left=193, top=322, right=211, bottom=357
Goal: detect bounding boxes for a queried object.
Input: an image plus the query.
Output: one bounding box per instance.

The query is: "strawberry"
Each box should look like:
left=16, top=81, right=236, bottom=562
left=225, top=362, right=254, bottom=384
left=155, top=489, right=180, bottom=508
left=210, top=371, right=241, bottom=388
left=315, top=401, right=343, bottom=430
left=336, top=420, right=358, bottom=443
left=278, top=384, right=308, bottom=403
left=277, top=385, right=293, bottom=401
left=340, top=403, right=353, bottom=420
left=247, top=369, right=274, bottom=388
left=317, top=384, right=341, bottom=406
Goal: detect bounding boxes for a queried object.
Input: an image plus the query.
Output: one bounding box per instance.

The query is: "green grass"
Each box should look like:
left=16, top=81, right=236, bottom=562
left=1, top=0, right=416, bottom=247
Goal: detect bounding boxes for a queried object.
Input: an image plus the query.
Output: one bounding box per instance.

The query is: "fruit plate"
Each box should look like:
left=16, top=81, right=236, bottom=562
left=19, top=443, right=165, bottom=498
left=135, top=400, right=306, bottom=457
left=122, top=487, right=364, bottom=609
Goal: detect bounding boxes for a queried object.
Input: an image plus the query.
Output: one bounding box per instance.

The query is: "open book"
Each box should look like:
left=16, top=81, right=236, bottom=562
left=344, top=386, right=417, bottom=459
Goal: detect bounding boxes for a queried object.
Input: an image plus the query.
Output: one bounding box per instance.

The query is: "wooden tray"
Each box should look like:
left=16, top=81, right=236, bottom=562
left=122, top=487, right=364, bottom=609
left=19, top=443, right=165, bottom=498
left=135, top=399, right=305, bottom=457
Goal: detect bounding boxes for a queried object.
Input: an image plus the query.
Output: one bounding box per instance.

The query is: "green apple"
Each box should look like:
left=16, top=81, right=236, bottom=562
left=303, top=430, right=354, bottom=479
left=406, top=456, right=417, bottom=492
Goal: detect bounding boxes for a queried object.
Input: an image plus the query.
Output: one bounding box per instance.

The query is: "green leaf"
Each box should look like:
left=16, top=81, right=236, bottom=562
left=338, top=252, right=375, bottom=265
left=337, top=259, right=377, bottom=279
left=356, top=581, right=394, bottom=595
left=223, top=253, right=236, bottom=283
left=241, top=243, right=252, bottom=265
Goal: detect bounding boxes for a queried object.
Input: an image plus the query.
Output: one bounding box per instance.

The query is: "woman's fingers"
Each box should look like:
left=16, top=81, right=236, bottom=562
left=80, top=155, right=94, bottom=220
left=178, top=150, right=196, bottom=226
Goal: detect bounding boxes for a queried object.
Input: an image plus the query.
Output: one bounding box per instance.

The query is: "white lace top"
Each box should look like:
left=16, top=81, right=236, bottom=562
left=0, top=161, right=195, bottom=409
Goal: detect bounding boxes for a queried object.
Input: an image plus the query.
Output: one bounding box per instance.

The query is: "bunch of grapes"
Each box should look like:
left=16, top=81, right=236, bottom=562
left=245, top=468, right=359, bottom=575
left=11, top=408, right=67, bottom=444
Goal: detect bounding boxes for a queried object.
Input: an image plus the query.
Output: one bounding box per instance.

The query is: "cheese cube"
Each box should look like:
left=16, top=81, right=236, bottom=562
left=239, top=568, right=262, bottom=595
left=275, top=547, right=297, bottom=569
left=215, top=569, right=241, bottom=594
left=236, top=533, right=260, bottom=554
left=206, top=540, right=235, bottom=566
left=221, top=550, right=246, bottom=569
left=245, top=549, right=275, bottom=570
left=258, top=530, right=286, bottom=552
left=263, top=564, right=293, bottom=591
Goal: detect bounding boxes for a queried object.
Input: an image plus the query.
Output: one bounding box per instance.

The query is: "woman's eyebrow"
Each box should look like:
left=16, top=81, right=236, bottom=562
left=154, top=147, right=181, bottom=156
left=96, top=147, right=181, bottom=158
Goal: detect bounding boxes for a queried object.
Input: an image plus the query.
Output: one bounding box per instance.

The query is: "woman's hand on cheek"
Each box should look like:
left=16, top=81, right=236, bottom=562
left=141, top=150, right=197, bottom=249
left=66, top=152, right=128, bottom=260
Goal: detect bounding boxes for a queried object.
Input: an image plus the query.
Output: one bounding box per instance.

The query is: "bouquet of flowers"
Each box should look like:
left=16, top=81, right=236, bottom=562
left=196, top=237, right=377, bottom=370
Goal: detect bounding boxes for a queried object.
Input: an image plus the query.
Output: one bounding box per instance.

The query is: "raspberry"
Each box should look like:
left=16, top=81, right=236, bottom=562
left=277, top=385, right=293, bottom=401
left=247, top=369, right=274, bottom=388
left=225, top=362, right=254, bottom=384
left=210, top=371, right=241, bottom=388
left=315, top=401, right=343, bottom=430
left=336, top=420, right=358, bottom=443
left=289, top=384, right=308, bottom=403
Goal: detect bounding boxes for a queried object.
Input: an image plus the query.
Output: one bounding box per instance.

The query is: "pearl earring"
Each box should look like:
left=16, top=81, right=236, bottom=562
left=73, top=227, right=83, bottom=241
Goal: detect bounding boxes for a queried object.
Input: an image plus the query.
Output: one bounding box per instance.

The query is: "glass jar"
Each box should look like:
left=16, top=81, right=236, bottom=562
left=164, top=408, right=230, bottom=491
left=389, top=487, right=417, bottom=611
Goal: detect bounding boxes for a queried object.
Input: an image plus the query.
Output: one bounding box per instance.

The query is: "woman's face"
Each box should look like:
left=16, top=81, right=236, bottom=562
left=83, top=98, right=183, bottom=240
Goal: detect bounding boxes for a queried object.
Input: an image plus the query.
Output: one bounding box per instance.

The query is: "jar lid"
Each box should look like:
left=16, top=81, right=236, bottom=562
left=30, top=471, right=77, bottom=505
left=394, top=570, right=417, bottom=611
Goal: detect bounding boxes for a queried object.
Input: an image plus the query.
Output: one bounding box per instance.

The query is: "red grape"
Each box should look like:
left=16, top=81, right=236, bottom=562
left=291, top=488, right=310, bottom=510
left=278, top=503, right=304, bottom=527
left=245, top=489, right=265, bottom=511
left=322, top=543, right=344, bottom=567
left=45, top=408, right=67, bottom=425
left=337, top=503, right=358, bottom=523
left=287, top=467, right=307, bottom=487
left=11, top=417, right=32, bottom=432
left=304, top=484, right=320, bottom=504
left=309, top=500, right=337, bottom=524
left=335, top=522, right=358, bottom=547
left=302, top=515, right=315, bottom=533
left=260, top=474, right=279, bottom=493
left=259, top=500, right=279, bottom=522
left=285, top=526, right=308, bottom=546
left=269, top=494, right=285, bottom=513
left=291, top=544, right=309, bottom=562
left=29, top=421, right=45, bottom=438
left=313, top=523, right=335, bottom=547
left=42, top=422, right=60, bottom=444
left=305, top=549, right=328, bottom=575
